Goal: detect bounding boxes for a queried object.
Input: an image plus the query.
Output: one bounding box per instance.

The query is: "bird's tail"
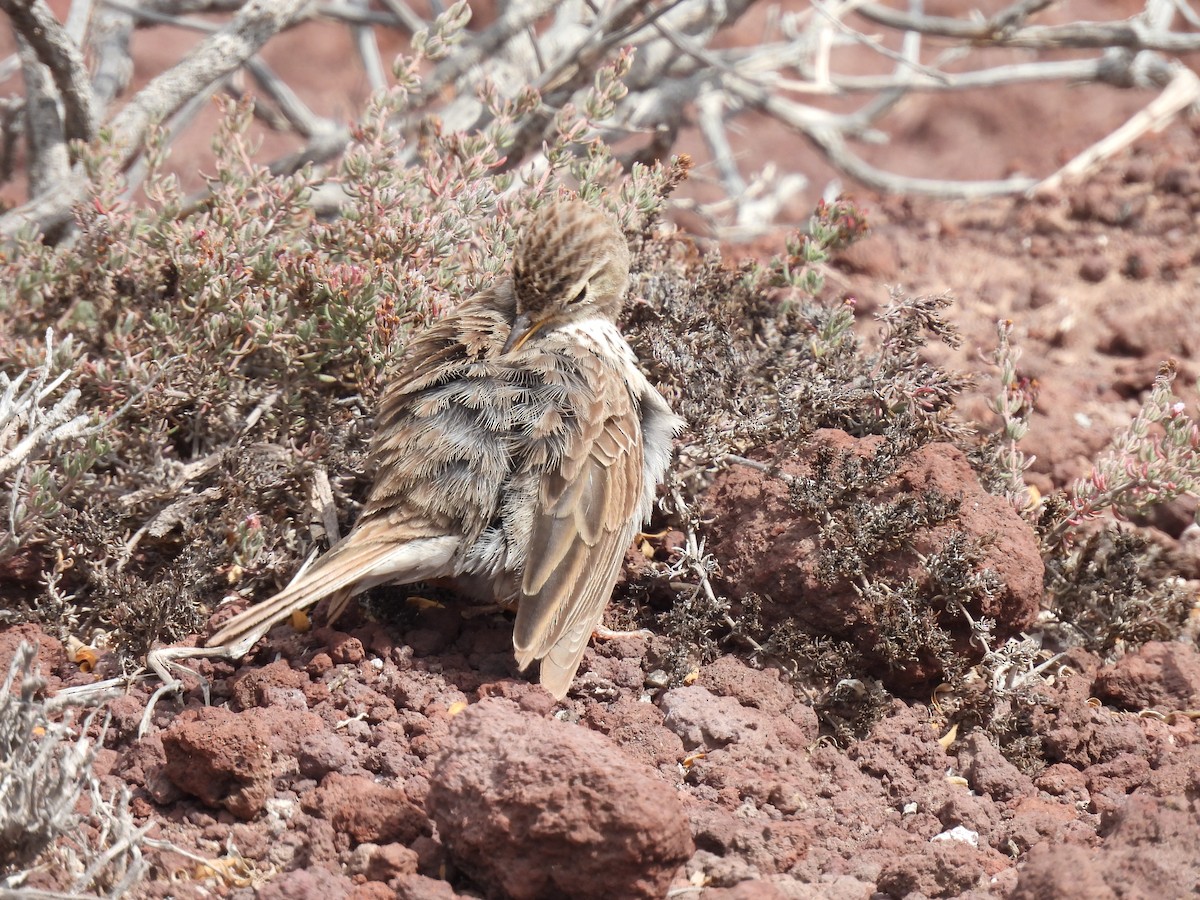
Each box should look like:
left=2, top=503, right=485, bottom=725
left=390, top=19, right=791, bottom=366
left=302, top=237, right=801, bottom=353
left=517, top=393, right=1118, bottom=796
left=206, top=529, right=459, bottom=658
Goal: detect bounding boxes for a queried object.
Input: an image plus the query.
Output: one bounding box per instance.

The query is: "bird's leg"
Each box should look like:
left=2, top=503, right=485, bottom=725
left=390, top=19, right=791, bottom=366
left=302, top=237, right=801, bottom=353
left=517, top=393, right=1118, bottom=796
left=593, top=624, right=654, bottom=641
left=593, top=532, right=668, bottom=642
left=635, top=528, right=670, bottom=541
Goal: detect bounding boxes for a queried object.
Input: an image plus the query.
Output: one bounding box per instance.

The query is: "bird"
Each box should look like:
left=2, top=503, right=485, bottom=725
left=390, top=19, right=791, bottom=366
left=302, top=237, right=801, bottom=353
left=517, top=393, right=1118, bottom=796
left=202, top=199, right=683, bottom=699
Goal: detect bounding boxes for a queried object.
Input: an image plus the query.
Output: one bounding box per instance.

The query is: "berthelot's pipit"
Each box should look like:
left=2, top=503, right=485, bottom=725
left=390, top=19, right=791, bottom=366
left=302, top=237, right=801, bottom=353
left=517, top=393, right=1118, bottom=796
left=203, top=199, right=683, bottom=698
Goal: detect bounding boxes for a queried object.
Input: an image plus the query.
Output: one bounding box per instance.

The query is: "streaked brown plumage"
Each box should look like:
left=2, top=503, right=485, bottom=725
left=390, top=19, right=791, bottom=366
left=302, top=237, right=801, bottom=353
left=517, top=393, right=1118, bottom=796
left=205, top=200, right=683, bottom=699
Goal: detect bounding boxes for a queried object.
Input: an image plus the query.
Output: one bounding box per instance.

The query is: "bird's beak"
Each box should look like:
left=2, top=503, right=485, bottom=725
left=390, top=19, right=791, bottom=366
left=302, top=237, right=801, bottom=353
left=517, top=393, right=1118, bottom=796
left=503, top=312, right=552, bottom=353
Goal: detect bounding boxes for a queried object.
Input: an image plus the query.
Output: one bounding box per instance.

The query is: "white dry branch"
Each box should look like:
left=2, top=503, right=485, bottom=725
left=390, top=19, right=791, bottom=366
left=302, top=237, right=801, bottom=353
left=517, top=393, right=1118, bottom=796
left=0, top=0, right=311, bottom=238
left=0, top=329, right=89, bottom=482
left=1, top=330, right=160, bottom=566
left=2, top=0, right=1200, bottom=238
left=0, top=643, right=149, bottom=897
left=0, top=329, right=91, bottom=564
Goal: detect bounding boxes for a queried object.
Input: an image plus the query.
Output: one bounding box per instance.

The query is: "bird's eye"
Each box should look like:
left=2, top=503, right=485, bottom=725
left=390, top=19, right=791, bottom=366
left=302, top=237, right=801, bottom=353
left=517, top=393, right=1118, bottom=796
left=571, top=285, right=588, bottom=304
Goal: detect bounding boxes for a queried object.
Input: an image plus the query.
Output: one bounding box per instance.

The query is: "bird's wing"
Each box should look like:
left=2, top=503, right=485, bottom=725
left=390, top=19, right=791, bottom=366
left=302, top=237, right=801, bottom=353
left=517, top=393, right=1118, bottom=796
left=511, top=352, right=644, bottom=698
left=362, top=288, right=520, bottom=531
left=206, top=290, right=515, bottom=658
left=378, top=288, right=516, bottom=399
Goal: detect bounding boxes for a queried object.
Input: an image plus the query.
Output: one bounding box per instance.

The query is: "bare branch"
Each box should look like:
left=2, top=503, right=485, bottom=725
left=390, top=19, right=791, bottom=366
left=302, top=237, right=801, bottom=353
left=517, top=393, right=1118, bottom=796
left=106, top=0, right=311, bottom=159
left=0, top=0, right=97, bottom=145
left=0, top=330, right=88, bottom=482
left=87, top=5, right=136, bottom=115
left=16, top=36, right=70, bottom=198
left=856, top=1, right=1200, bottom=52
left=100, top=0, right=218, bottom=32
left=990, top=0, right=1055, bottom=31
left=312, top=2, right=407, bottom=27
left=376, top=0, right=426, bottom=34
left=348, top=0, right=388, bottom=93
left=2, top=0, right=1200, bottom=238
left=421, top=0, right=561, bottom=100
left=1036, top=63, right=1200, bottom=193
left=244, top=57, right=336, bottom=139
left=808, top=125, right=1039, bottom=199
left=759, top=58, right=1118, bottom=95
left=0, top=0, right=313, bottom=239
left=140, top=0, right=246, bottom=12
left=0, top=97, right=22, bottom=185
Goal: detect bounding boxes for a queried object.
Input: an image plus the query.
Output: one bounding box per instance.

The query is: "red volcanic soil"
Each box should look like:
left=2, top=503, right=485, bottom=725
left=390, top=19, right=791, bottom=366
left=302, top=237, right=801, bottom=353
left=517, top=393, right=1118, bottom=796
left=5, top=1, right=1200, bottom=897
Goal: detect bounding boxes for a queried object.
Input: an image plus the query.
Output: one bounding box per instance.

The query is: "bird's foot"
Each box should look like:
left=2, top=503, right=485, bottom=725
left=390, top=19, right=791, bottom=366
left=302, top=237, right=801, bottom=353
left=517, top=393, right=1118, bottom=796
left=139, top=644, right=229, bottom=737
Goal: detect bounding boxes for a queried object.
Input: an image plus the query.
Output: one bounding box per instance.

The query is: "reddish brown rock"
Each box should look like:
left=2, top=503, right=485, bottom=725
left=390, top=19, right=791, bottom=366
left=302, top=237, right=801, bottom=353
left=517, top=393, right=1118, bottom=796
left=297, top=731, right=355, bottom=778
left=364, top=842, right=420, bottom=882
left=1142, top=743, right=1200, bottom=799
left=300, top=772, right=428, bottom=846
left=313, top=626, right=367, bottom=664
left=850, top=704, right=951, bottom=801
left=833, top=231, right=899, bottom=279
left=261, top=708, right=328, bottom=761
left=352, top=884, right=401, bottom=900
left=954, top=731, right=1036, bottom=802
left=306, top=652, right=335, bottom=677
left=115, top=732, right=182, bottom=806
left=1079, top=254, right=1111, bottom=283
left=1093, top=640, right=1200, bottom=711
left=103, top=693, right=150, bottom=742
left=875, top=839, right=991, bottom=898
left=1012, top=793, right=1200, bottom=899
left=701, top=883, right=793, bottom=900
left=427, top=698, right=693, bottom=900
left=1035, top=763, right=1089, bottom=802
left=14, top=17, right=1200, bottom=900
left=1084, top=753, right=1150, bottom=798
left=581, top=697, right=686, bottom=770
left=691, top=816, right=811, bottom=883
left=660, top=685, right=810, bottom=752
left=1001, top=796, right=1081, bottom=854
left=256, top=867, right=356, bottom=900
left=1011, top=844, right=1118, bottom=899
left=928, top=787, right=1003, bottom=849
left=699, top=656, right=816, bottom=729
left=228, top=657, right=311, bottom=710
left=1031, top=660, right=1151, bottom=768
left=704, top=430, right=1043, bottom=688
left=1098, top=292, right=1200, bottom=358
left=161, top=706, right=273, bottom=819
left=0, top=624, right=67, bottom=686
left=391, top=874, right=469, bottom=900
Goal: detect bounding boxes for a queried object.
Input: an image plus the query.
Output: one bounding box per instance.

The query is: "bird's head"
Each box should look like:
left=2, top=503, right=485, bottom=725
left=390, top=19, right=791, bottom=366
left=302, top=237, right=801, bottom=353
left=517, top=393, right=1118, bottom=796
left=504, top=200, right=631, bottom=353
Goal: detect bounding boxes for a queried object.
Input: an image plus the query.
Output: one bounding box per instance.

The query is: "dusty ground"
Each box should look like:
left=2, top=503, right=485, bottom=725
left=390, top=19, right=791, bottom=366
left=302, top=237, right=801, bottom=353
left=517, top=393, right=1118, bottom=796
left=5, top=2, right=1200, bottom=898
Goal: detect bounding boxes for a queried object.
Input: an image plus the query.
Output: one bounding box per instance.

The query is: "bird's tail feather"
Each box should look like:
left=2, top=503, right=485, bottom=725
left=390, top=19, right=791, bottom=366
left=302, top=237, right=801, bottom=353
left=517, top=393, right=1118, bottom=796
left=206, top=533, right=459, bottom=657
